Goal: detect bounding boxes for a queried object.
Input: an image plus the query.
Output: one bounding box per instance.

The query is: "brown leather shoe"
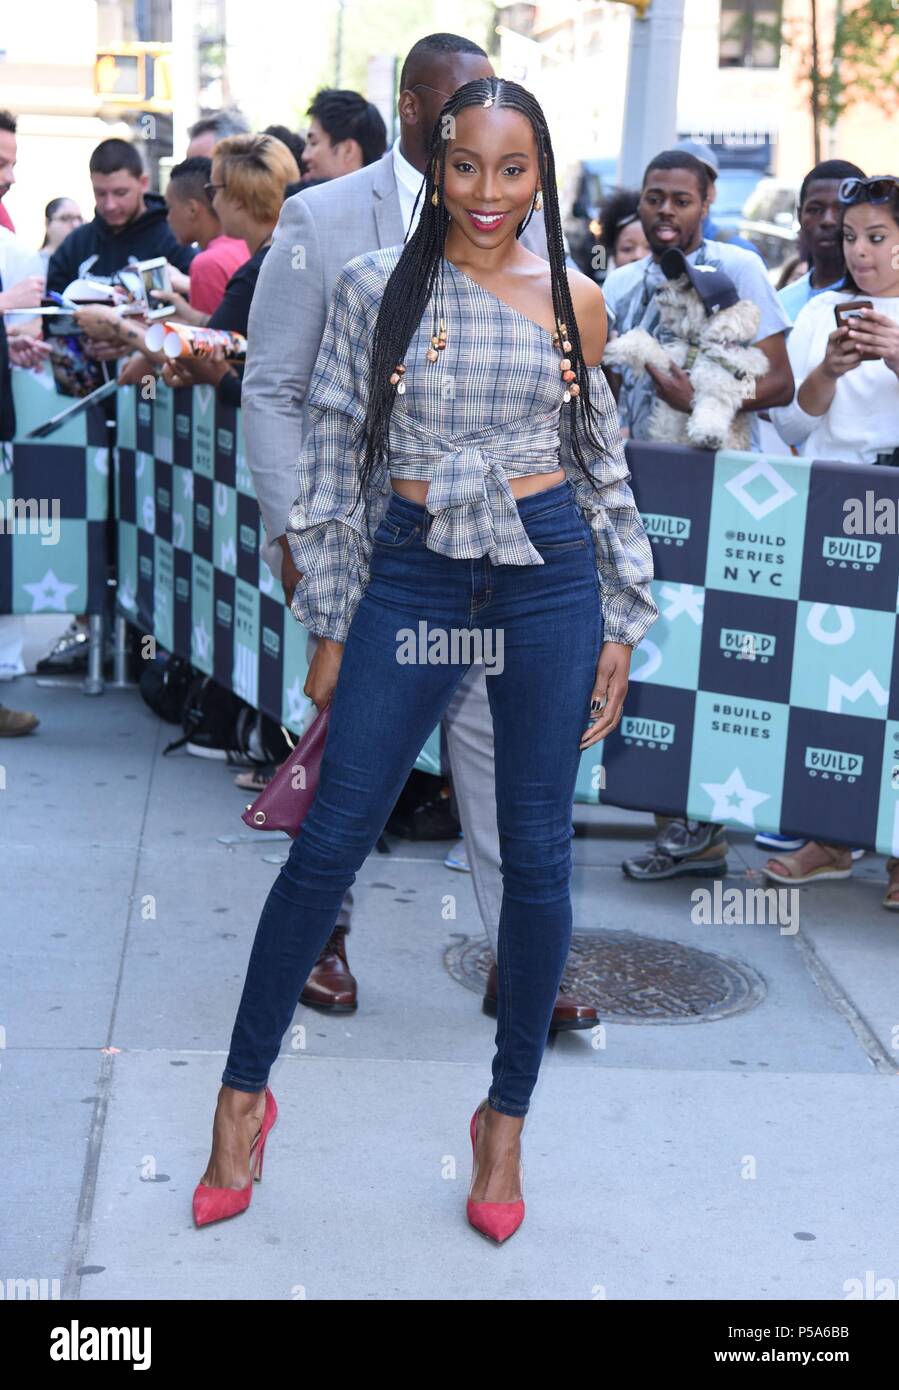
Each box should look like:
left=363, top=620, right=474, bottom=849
left=482, top=962, right=598, bottom=1032
left=0, top=703, right=39, bottom=736
left=299, top=925, right=358, bottom=1012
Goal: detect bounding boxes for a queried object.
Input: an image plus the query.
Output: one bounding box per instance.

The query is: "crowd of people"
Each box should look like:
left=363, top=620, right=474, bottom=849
left=2, top=28, right=899, bottom=1236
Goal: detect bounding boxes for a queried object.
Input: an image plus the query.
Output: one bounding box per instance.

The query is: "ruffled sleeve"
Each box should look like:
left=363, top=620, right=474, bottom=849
left=558, top=364, right=658, bottom=648
left=285, top=260, right=389, bottom=643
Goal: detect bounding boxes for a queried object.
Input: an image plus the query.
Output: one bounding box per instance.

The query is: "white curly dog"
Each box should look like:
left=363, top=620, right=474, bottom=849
left=603, top=273, right=769, bottom=450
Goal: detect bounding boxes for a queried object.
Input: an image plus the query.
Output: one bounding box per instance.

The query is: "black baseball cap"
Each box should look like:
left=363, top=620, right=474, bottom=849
left=659, top=246, right=740, bottom=315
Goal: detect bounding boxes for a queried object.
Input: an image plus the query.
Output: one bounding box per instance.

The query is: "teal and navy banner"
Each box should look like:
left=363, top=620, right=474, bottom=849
left=114, top=381, right=438, bottom=776
left=6, top=372, right=898, bottom=851
left=618, top=442, right=899, bottom=853
left=0, top=369, right=109, bottom=615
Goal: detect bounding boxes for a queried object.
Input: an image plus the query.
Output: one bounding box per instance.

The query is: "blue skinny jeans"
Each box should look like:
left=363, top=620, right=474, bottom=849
left=222, top=478, right=603, bottom=1116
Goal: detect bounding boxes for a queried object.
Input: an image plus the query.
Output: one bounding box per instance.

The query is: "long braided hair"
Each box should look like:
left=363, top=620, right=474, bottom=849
left=356, top=76, right=610, bottom=526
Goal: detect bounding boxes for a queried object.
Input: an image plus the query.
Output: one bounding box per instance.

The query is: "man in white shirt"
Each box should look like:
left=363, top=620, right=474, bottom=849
left=0, top=110, right=45, bottom=701
left=241, top=32, right=594, bottom=1030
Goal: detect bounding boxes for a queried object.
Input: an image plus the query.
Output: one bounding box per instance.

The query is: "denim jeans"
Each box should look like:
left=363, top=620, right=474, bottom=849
left=222, top=478, right=603, bottom=1116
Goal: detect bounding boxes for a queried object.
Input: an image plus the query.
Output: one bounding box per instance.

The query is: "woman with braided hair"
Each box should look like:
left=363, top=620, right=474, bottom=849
left=193, top=77, right=657, bottom=1242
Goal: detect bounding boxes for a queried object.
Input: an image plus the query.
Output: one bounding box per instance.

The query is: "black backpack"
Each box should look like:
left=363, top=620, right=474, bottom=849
left=162, top=671, right=290, bottom=764
left=162, top=671, right=249, bottom=756
left=138, top=653, right=194, bottom=724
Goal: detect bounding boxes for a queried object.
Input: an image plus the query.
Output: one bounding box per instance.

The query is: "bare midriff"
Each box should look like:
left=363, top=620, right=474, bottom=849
left=389, top=467, right=566, bottom=504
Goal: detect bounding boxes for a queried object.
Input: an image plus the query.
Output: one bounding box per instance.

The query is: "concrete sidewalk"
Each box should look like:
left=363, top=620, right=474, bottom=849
left=3, top=664, right=898, bottom=1301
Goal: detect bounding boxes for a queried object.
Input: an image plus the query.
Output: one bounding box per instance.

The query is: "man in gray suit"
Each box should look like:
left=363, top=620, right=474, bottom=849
left=242, top=32, right=597, bottom=1030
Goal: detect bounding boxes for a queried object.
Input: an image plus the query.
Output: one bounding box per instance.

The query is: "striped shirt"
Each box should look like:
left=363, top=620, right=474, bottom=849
left=286, top=245, right=658, bottom=646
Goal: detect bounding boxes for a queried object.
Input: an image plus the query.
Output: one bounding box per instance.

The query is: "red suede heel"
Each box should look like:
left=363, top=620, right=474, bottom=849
left=466, top=1100, right=525, bottom=1243
left=193, top=1087, right=278, bottom=1227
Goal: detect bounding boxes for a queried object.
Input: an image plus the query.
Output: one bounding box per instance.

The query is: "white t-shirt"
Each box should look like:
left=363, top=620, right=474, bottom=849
left=0, top=226, right=45, bottom=328
left=769, top=290, right=899, bottom=464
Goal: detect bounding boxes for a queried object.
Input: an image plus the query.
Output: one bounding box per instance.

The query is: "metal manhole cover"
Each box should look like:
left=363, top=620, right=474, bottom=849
left=444, top=929, right=765, bottom=1024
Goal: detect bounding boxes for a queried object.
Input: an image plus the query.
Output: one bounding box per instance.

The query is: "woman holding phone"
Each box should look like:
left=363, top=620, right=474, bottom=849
left=191, top=76, right=657, bottom=1241
left=765, top=176, right=899, bottom=898
left=769, top=175, right=899, bottom=465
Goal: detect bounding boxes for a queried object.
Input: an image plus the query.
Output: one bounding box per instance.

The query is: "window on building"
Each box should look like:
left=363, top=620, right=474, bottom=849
left=719, top=0, right=782, bottom=68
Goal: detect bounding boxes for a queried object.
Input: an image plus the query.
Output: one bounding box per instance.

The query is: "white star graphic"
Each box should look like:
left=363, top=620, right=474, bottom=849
left=192, top=616, right=211, bottom=663
left=659, top=582, right=705, bottom=625
left=700, top=767, right=770, bottom=828
left=22, top=568, right=78, bottom=612
left=180, top=469, right=194, bottom=500
left=285, top=676, right=309, bottom=727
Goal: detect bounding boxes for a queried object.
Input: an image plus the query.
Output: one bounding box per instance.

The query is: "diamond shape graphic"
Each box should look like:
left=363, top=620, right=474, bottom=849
left=725, top=457, right=797, bottom=521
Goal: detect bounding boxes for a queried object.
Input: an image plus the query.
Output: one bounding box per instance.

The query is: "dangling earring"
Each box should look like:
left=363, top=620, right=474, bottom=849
left=534, top=189, right=543, bottom=212
left=431, top=187, right=439, bottom=206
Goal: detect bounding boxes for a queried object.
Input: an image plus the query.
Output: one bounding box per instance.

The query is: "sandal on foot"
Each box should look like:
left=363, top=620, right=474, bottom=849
left=234, top=766, right=274, bottom=792
left=763, top=842, right=853, bottom=885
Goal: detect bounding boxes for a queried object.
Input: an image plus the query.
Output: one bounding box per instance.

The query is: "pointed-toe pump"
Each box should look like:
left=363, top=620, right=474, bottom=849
left=466, top=1100, right=525, bottom=1243
left=192, top=1086, right=278, bottom=1228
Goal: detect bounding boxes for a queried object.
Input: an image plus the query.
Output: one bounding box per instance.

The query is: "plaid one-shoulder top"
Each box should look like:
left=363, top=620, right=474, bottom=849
left=285, top=244, right=657, bottom=646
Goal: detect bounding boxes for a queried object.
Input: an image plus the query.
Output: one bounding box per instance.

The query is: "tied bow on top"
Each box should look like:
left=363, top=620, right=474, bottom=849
left=390, top=410, right=565, bottom=564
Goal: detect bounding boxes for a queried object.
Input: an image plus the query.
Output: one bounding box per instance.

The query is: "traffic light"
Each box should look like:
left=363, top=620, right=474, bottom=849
left=94, top=45, right=173, bottom=111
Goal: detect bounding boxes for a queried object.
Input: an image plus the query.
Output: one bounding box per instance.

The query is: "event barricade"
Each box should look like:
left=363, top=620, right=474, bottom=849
left=6, top=371, right=898, bottom=851
left=0, top=369, right=110, bottom=616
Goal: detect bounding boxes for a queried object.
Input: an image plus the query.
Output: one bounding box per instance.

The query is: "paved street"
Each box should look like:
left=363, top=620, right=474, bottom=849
left=4, top=624, right=899, bottom=1301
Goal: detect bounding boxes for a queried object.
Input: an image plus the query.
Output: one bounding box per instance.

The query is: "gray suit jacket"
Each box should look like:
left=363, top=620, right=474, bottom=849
left=242, top=149, right=552, bottom=576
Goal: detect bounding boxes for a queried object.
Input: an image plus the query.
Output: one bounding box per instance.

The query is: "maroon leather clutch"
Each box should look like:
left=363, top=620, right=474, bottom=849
left=241, top=704, right=331, bottom=838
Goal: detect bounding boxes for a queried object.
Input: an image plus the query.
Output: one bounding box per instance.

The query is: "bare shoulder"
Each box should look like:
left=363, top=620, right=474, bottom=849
left=566, top=269, right=608, bottom=368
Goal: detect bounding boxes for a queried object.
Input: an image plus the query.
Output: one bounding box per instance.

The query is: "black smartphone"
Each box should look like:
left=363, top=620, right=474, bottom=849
left=834, top=299, right=880, bottom=361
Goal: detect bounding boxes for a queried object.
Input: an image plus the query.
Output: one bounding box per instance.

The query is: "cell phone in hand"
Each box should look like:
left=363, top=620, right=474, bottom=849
left=118, top=258, right=175, bottom=319
left=834, top=299, right=880, bottom=362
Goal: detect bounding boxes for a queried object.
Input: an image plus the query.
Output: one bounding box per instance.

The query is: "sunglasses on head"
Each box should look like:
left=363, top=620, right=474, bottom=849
left=838, top=175, right=899, bottom=205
